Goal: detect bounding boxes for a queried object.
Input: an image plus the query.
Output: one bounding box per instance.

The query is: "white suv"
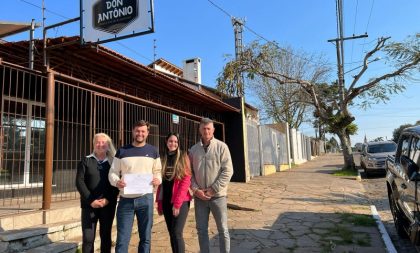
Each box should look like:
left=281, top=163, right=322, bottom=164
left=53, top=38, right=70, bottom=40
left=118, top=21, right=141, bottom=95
left=360, top=141, right=397, bottom=176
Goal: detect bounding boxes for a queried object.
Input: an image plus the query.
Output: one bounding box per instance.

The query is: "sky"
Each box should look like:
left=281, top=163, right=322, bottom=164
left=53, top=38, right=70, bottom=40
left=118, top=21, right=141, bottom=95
left=2, top=0, right=420, bottom=145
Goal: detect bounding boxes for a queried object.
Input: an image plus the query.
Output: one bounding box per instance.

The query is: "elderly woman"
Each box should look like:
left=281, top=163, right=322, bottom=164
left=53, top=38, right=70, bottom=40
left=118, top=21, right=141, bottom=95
left=76, top=133, right=119, bottom=253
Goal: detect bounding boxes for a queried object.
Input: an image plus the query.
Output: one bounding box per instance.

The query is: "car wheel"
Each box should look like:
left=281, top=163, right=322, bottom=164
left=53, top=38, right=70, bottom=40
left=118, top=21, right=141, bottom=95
left=389, top=192, right=408, bottom=238
left=362, top=164, right=369, bottom=178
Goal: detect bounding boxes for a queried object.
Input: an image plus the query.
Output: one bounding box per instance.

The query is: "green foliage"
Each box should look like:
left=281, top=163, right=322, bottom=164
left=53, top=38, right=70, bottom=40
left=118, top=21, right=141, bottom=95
left=216, top=60, right=245, bottom=96
left=333, top=169, right=358, bottom=177
left=329, top=137, right=339, bottom=147
left=317, top=212, right=375, bottom=252
left=324, top=114, right=357, bottom=135
left=372, top=137, right=384, bottom=142
left=384, top=35, right=420, bottom=65
left=392, top=122, right=420, bottom=142
left=339, top=213, right=377, bottom=227
left=358, top=35, right=420, bottom=109
left=345, top=123, right=358, bottom=135
left=315, top=82, right=340, bottom=109
left=358, top=81, right=406, bottom=109
left=217, top=35, right=420, bottom=170
left=325, top=137, right=340, bottom=152
left=392, top=123, right=413, bottom=142
left=217, top=41, right=320, bottom=127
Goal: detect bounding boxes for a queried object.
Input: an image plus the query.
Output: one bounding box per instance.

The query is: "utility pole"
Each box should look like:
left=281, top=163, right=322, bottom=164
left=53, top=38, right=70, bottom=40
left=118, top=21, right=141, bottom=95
left=327, top=0, right=367, bottom=110
left=231, top=17, right=245, bottom=96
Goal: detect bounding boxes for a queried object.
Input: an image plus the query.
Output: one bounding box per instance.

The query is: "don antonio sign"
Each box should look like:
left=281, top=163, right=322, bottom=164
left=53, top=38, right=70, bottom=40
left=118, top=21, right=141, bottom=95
left=81, top=0, right=154, bottom=44
left=93, top=0, right=138, bottom=34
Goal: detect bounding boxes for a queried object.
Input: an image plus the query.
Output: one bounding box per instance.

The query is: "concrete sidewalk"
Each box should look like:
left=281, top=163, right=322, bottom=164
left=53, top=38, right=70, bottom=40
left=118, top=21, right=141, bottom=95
left=128, top=153, right=387, bottom=253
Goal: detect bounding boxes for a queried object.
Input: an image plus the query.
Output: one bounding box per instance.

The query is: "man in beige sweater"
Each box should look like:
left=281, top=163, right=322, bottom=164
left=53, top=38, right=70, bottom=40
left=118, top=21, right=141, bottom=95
left=189, top=118, right=233, bottom=253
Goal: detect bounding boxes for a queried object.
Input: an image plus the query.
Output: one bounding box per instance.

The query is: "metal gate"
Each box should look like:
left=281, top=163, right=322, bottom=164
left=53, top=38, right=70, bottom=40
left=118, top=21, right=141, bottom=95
left=246, top=119, right=261, bottom=177
left=0, top=66, right=47, bottom=211
left=0, top=64, right=204, bottom=216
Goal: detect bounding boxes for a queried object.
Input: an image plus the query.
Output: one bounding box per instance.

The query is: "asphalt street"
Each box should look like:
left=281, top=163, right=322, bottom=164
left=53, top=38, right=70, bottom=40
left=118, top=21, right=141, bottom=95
left=354, top=152, right=419, bottom=253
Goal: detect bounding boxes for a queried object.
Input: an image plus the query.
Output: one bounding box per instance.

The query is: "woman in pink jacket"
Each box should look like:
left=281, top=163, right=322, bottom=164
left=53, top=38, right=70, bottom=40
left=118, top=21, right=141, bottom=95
left=156, top=132, right=192, bottom=253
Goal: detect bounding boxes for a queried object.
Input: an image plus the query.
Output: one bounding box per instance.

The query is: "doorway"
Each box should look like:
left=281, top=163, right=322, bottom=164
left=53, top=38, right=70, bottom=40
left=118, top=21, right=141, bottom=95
left=1, top=97, right=46, bottom=186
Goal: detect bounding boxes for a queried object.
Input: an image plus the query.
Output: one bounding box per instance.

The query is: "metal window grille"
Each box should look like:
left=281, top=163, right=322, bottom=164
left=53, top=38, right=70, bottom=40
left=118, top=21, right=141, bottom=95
left=0, top=65, right=204, bottom=216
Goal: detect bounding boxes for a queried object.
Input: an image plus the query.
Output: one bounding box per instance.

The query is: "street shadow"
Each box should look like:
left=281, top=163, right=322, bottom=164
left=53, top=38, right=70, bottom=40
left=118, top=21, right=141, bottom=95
left=379, top=218, right=418, bottom=253
left=207, top=211, right=406, bottom=253
left=360, top=171, right=386, bottom=179
left=281, top=192, right=369, bottom=205
left=322, top=164, right=343, bottom=168
left=315, top=169, right=341, bottom=174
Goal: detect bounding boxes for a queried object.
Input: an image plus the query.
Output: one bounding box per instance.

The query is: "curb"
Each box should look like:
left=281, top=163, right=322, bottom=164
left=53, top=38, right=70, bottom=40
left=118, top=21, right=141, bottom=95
left=356, top=169, right=362, bottom=181
left=371, top=205, right=397, bottom=253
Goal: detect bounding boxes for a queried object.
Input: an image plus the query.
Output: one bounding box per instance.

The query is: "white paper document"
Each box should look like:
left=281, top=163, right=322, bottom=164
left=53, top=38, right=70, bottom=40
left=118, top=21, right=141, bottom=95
left=123, top=173, right=153, bottom=195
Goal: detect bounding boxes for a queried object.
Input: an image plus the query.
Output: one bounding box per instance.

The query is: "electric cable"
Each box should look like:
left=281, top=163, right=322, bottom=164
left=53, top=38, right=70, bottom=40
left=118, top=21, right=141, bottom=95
left=206, top=0, right=335, bottom=67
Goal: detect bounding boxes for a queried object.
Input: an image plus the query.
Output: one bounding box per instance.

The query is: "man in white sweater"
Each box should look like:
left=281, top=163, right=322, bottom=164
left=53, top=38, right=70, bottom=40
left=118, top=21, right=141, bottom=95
left=109, top=120, right=162, bottom=253
left=189, top=118, right=233, bottom=253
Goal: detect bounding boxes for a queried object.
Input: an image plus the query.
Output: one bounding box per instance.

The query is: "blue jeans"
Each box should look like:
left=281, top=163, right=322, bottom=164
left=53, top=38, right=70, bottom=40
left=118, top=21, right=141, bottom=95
left=115, top=194, right=153, bottom=253
left=194, top=196, right=230, bottom=253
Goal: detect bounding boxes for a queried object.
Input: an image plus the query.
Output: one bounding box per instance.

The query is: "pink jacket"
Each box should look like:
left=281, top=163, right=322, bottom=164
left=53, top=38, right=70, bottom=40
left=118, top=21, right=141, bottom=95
left=156, top=172, right=192, bottom=213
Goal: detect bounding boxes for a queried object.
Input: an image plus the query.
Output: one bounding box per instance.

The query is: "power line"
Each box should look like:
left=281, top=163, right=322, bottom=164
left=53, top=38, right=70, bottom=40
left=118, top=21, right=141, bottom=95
left=206, top=0, right=231, bottom=18
left=350, top=0, right=359, bottom=64
left=19, top=0, right=70, bottom=20
left=116, top=42, right=154, bottom=63
left=205, top=0, right=334, bottom=67
left=359, top=0, right=375, bottom=64
left=365, top=0, right=375, bottom=33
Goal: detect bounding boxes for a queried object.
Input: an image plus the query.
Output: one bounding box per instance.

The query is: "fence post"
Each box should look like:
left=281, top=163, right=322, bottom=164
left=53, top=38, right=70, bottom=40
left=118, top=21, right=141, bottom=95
left=42, top=71, right=55, bottom=210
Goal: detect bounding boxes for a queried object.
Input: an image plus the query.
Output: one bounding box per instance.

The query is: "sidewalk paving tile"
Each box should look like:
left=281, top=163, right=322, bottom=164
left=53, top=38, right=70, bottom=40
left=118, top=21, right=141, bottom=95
left=123, top=153, right=388, bottom=253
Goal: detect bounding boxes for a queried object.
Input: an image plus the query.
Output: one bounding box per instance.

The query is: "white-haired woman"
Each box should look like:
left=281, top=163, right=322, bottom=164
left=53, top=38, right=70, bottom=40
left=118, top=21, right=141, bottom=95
left=76, top=133, right=119, bottom=253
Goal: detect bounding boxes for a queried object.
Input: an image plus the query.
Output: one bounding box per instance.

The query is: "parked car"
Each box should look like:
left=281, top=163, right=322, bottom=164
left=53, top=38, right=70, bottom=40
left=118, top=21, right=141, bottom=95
left=386, top=126, right=420, bottom=245
left=360, top=141, right=397, bottom=176
left=354, top=142, right=363, bottom=152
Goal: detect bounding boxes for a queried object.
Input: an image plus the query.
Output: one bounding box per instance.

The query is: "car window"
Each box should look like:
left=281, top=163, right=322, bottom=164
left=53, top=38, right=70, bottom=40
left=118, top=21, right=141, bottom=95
left=411, top=137, right=420, bottom=168
left=400, top=136, right=411, bottom=163
left=367, top=143, right=397, bottom=153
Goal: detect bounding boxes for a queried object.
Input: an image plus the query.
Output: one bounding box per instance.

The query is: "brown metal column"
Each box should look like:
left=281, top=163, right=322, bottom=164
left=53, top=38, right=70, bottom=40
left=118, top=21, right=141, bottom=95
left=43, top=71, right=55, bottom=210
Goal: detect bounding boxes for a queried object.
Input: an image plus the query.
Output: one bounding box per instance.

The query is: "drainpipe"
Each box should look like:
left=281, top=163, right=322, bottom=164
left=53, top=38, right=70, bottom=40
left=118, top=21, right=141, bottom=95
left=42, top=71, right=55, bottom=210
left=29, top=19, right=35, bottom=70
left=285, top=124, right=292, bottom=169
left=258, top=125, right=264, bottom=176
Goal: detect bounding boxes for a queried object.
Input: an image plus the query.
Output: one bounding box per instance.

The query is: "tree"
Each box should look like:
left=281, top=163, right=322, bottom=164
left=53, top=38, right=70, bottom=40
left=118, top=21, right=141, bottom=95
left=254, top=77, right=310, bottom=129
left=392, top=120, right=420, bottom=142
left=231, top=45, right=314, bottom=128
left=372, top=137, right=384, bottom=142
left=328, top=137, right=339, bottom=152
left=217, top=42, right=329, bottom=128
left=217, top=35, right=420, bottom=169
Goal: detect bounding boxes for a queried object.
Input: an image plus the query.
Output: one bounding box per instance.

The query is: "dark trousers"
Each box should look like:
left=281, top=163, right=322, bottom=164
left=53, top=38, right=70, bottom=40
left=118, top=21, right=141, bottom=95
left=81, top=203, right=117, bottom=253
left=162, top=201, right=190, bottom=253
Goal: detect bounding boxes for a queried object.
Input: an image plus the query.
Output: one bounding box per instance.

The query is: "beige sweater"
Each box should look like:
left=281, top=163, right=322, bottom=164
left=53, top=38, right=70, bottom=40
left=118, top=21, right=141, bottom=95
left=189, top=138, right=233, bottom=197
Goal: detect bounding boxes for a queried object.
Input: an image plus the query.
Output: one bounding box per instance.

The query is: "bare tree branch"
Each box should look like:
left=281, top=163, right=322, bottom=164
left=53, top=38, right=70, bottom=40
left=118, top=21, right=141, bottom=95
left=347, top=37, right=390, bottom=93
